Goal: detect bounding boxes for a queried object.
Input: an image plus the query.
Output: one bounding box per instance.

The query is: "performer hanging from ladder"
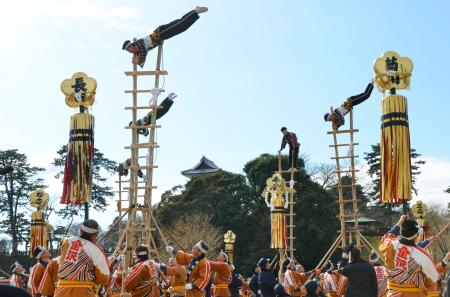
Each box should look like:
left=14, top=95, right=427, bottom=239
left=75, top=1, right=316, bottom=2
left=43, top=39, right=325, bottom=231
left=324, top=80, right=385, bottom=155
left=324, top=80, right=375, bottom=130
left=130, top=92, right=178, bottom=137
left=122, top=6, right=208, bottom=67
left=279, top=127, right=300, bottom=172
left=114, top=158, right=145, bottom=178
left=123, top=246, right=159, bottom=297
left=166, top=241, right=211, bottom=297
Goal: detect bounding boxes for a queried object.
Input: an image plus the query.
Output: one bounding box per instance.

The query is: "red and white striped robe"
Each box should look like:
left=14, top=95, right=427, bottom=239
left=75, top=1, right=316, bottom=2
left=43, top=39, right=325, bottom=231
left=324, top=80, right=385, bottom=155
left=54, top=236, right=110, bottom=297
left=38, top=256, right=60, bottom=297
left=373, top=265, right=388, bottom=297
left=283, top=269, right=307, bottom=296
left=30, top=262, right=46, bottom=297
left=10, top=273, right=29, bottom=289
left=379, top=233, right=439, bottom=297
left=324, top=271, right=340, bottom=297
left=123, top=260, right=158, bottom=297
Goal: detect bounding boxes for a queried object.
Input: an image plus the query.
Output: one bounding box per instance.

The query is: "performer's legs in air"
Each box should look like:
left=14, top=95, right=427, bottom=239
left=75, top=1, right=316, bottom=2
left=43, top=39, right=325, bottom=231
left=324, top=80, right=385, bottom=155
left=156, top=9, right=204, bottom=42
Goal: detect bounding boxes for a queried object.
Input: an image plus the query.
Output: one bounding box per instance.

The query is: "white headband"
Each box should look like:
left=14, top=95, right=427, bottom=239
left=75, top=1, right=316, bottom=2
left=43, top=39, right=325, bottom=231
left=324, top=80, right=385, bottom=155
left=12, top=261, right=19, bottom=272
left=137, top=251, right=148, bottom=256
left=195, top=242, right=207, bottom=254
left=81, top=224, right=99, bottom=234
left=403, top=225, right=423, bottom=240
left=36, top=250, right=44, bottom=260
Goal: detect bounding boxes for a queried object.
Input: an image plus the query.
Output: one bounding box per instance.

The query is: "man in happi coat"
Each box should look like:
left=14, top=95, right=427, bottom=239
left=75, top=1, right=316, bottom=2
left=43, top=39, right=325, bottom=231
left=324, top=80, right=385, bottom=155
left=122, top=7, right=208, bottom=68
left=323, top=261, right=341, bottom=297
left=240, top=275, right=251, bottom=297
left=10, top=262, right=29, bottom=289
left=166, top=241, right=211, bottom=297
left=368, top=251, right=388, bottom=297
left=30, top=246, right=50, bottom=297
left=123, top=246, right=159, bottom=297
left=38, top=256, right=60, bottom=297
left=154, top=257, right=187, bottom=297
left=282, top=259, right=312, bottom=297
left=209, top=252, right=232, bottom=297
left=379, top=215, right=439, bottom=297
left=54, top=219, right=110, bottom=297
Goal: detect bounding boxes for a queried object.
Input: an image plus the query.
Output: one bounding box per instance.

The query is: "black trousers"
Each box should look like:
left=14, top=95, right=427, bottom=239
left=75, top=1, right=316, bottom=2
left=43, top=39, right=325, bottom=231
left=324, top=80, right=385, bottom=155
left=348, top=83, right=374, bottom=107
left=143, top=97, right=174, bottom=124
left=156, top=10, right=200, bottom=42
left=289, top=147, right=299, bottom=169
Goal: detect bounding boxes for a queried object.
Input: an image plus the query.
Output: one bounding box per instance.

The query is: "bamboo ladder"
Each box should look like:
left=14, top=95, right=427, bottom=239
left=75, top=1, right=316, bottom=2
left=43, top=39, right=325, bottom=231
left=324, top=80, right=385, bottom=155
left=115, top=44, right=168, bottom=270
left=277, top=153, right=297, bottom=280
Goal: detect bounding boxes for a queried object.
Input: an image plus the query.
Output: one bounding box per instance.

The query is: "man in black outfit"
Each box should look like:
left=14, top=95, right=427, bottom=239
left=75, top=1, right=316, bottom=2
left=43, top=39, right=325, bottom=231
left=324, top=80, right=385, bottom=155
left=279, top=127, right=300, bottom=172
left=324, top=80, right=375, bottom=130
left=257, top=258, right=277, bottom=297
left=123, top=6, right=208, bottom=67
left=338, top=244, right=377, bottom=297
left=249, top=264, right=261, bottom=297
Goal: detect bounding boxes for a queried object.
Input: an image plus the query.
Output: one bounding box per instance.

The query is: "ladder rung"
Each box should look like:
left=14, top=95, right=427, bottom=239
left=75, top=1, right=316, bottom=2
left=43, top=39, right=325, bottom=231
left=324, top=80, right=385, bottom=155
left=124, top=144, right=160, bottom=149
left=336, top=199, right=360, bottom=204
left=331, top=155, right=359, bottom=160
left=123, top=186, right=157, bottom=190
left=129, top=165, right=158, bottom=170
left=329, top=143, right=359, bottom=147
left=125, top=106, right=164, bottom=110
left=115, top=190, right=128, bottom=193
left=337, top=214, right=358, bottom=218
left=124, top=70, right=168, bottom=76
left=125, top=125, right=161, bottom=129
left=124, top=89, right=154, bottom=93
left=327, top=129, right=359, bottom=134
left=334, top=169, right=359, bottom=174
left=115, top=180, right=147, bottom=183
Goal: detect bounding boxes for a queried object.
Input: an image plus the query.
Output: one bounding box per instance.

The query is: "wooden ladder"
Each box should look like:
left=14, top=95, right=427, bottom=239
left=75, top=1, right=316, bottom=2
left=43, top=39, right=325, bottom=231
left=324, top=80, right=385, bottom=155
left=327, top=110, right=361, bottom=249
left=115, top=44, right=168, bottom=269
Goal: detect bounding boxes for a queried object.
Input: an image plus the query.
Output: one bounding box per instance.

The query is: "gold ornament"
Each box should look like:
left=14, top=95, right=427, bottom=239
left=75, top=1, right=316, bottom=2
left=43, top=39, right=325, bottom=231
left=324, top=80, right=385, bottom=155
left=29, top=188, right=49, bottom=210
left=60, top=72, right=97, bottom=108
left=374, top=51, right=413, bottom=91
left=262, top=173, right=295, bottom=249
left=224, top=230, right=236, bottom=264
left=411, top=200, right=428, bottom=226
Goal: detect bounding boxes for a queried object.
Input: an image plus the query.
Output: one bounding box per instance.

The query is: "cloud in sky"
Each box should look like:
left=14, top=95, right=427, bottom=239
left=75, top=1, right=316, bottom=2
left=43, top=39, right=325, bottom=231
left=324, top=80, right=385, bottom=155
left=413, top=156, right=450, bottom=206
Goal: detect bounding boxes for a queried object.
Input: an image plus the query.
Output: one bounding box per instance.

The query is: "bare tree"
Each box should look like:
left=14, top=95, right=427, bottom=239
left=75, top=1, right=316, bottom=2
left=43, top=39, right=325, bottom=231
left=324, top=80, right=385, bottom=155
left=425, top=204, right=449, bottom=261
left=307, top=162, right=337, bottom=190
left=159, top=212, right=223, bottom=261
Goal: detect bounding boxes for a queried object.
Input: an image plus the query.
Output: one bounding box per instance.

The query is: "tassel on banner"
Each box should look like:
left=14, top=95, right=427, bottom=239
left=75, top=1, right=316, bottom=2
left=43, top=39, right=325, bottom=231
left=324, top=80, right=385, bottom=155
left=60, top=112, right=95, bottom=205
left=30, top=211, right=46, bottom=256
left=380, top=94, right=412, bottom=204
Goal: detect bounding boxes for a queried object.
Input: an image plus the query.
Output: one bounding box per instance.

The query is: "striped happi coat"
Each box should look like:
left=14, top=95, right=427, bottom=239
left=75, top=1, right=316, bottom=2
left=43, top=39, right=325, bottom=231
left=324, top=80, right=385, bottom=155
left=373, top=265, right=388, bottom=297
left=38, top=256, right=60, bottom=297
left=210, top=261, right=232, bottom=297
left=283, top=269, right=308, bottom=296
left=54, top=236, right=110, bottom=297
left=30, top=261, right=46, bottom=297
left=123, top=260, right=159, bottom=297
left=379, top=232, right=439, bottom=297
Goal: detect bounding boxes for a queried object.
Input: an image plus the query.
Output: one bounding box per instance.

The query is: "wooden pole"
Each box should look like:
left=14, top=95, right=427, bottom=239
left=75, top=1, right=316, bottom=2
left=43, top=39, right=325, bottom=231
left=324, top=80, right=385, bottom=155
left=0, top=268, right=11, bottom=278
left=97, top=207, right=132, bottom=244
left=158, top=222, right=186, bottom=252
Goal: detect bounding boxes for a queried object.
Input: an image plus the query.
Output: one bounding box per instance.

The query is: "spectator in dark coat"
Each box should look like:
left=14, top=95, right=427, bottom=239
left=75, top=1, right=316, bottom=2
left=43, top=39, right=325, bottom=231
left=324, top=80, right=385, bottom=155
left=258, top=258, right=277, bottom=297
left=0, top=285, right=31, bottom=297
left=249, top=264, right=261, bottom=297
left=304, top=280, right=321, bottom=297
left=229, top=265, right=243, bottom=297
left=339, top=246, right=377, bottom=297
left=274, top=284, right=289, bottom=297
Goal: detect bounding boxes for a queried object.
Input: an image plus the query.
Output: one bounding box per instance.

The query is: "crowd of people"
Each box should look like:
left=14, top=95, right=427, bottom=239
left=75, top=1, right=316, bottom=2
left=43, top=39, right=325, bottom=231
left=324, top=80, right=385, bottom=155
left=1, top=215, right=449, bottom=297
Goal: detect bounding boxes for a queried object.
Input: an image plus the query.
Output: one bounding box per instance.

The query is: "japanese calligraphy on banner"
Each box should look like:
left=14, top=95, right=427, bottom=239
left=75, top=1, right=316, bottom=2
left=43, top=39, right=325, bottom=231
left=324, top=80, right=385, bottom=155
left=373, top=51, right=413, bottom=91
left=60, top=72, right=97, bottom=108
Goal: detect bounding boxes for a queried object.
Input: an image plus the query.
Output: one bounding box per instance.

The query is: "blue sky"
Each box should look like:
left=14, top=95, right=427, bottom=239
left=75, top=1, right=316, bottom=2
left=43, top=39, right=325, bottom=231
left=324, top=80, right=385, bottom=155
left=0, top=0, right=449, bottom=227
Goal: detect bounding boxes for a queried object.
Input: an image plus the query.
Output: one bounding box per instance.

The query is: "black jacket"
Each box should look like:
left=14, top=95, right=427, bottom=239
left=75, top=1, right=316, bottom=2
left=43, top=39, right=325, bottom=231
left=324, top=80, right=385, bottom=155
left=249, top=273, right=260, bottom=297
left=258, top=269, right=277, bottom=297
left=229, top=272, right=243, bottom=297
left=340, top=259, right=377, bottom=297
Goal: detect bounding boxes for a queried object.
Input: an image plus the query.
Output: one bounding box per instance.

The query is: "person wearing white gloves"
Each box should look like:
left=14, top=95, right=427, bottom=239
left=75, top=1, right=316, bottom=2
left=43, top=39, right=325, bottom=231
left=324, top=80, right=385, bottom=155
left=166, top=241, right=211, bottom=297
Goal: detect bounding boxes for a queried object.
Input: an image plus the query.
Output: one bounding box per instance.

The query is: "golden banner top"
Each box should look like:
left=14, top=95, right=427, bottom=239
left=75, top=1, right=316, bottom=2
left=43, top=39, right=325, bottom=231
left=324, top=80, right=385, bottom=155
left=30, top=188, right=49, bottom=210
left=374, top=51, right=413, bottom=91
left=61, top=72, right=97, bottom=108
left=224, top=230, right=236, bottom=244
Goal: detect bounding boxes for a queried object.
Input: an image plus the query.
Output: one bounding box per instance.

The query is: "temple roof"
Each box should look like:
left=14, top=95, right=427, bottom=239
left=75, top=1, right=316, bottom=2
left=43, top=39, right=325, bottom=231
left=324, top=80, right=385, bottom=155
left=181, top=156, right=222, bottom=178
